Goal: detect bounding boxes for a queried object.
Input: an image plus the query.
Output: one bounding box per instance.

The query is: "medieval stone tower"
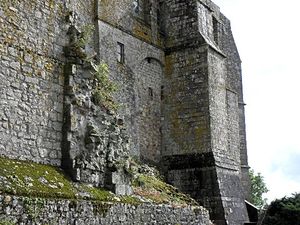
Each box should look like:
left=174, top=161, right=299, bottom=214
left=0, top=0, right=251, bottom=224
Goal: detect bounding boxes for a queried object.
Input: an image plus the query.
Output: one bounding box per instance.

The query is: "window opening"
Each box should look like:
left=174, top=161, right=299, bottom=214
left=133, top=0, right=140, bottom=13
left=117, top=42, right=125, bottom=63
left=148, top=87, right=153, bottom=100
left=161, top=85, right=164, bottom=100
left=212, top=16, right=219, bottom=45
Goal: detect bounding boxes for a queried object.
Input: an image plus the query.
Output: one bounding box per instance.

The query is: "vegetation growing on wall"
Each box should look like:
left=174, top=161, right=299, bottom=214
left=75, top=24, right=94, bottom=49
left=0, top=157, right=111, bottom=201
left=0, top=157, right=197, bottom=207
left=129, top=159, right=198, bottom=206
left=91, top=61, right=118, bottom=111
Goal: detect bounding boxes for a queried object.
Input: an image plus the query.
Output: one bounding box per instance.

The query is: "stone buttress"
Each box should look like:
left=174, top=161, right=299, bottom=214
left=160, top=0, right=249, bottom=224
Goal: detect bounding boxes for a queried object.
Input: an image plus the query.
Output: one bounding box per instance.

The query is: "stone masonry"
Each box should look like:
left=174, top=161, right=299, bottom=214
left=0, top=0, right=251, bottom=224
left=0, top=195, right=211, bottom=225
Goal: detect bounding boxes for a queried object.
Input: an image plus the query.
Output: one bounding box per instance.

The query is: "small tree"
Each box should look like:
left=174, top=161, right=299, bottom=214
left=249, top=169, right=269, bottom=208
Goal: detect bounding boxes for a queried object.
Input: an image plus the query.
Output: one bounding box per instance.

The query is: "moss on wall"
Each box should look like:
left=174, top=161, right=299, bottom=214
left=132, top=174, right=198, bottom=206
left=0, top=157, right=113, bottom=201
left=0, top=157, right=198, bottom=207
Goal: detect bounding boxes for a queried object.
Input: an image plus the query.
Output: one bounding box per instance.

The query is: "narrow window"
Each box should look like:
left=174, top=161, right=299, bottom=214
left=161, top=85, right=164, bottom=100
left=212, top=16, right=219, bottom=44
left=148, top=87, right=153, bottom=100
left=157, top=8, right=161, bottom=25
left=117, top=42, right=125, bottom=63
left=133, top=0, right=140, bottom=13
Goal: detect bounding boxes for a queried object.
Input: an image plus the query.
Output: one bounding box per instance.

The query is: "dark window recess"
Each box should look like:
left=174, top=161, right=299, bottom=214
left=161, top=85, right=164, bottom=100
left=133, top=0, right=140, bottom=13
left=212, top=17, right=219, bottom=44
left=117, top=42, right=125, bottom=63
left=157, top=8, right=161, bottom=25
left=148, top=87, right=153, bottom=99
left=158, top=2, right=166, bottom=34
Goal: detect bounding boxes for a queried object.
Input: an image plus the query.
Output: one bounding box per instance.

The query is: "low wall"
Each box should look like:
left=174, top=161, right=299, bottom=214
left=0, top=195, right=211, bottom=225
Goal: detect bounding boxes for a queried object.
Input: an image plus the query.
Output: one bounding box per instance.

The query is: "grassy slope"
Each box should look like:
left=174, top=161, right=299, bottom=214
left=0, top=157, right=198, bottom=206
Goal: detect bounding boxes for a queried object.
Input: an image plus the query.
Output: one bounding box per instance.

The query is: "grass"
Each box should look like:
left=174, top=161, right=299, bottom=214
left=132, top=174, right=198, bottom=206
left=0, top=157, right=198, bottom=207
left=0, top=157, right=114, bottom=201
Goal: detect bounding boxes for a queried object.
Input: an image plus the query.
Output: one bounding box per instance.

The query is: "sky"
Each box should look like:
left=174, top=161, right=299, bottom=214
left=213, top=0, right=300, bottom=202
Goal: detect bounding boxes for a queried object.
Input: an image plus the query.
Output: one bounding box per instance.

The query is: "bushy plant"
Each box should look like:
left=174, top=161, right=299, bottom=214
left=262, top=193, right=300, bottom=225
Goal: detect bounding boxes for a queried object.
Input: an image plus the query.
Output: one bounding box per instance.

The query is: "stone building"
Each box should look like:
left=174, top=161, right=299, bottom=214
left=0, top=0, right=251, bottom=224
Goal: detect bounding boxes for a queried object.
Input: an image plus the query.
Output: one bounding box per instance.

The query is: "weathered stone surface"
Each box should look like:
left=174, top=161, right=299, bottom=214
left=0, top=0, right=251, bottom=224
left=61, top=24, right=132, bottom=195
left=0, top=195, right=212, bottom=225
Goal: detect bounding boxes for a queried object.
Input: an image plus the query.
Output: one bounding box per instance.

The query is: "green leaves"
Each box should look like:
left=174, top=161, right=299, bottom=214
left=91, top=61, right=118, bottom=111
left=249, top=169, right=269, bottom=208
left=262, top=193, right=300, bottom=225
left=75, top=24, right=94, bottom=48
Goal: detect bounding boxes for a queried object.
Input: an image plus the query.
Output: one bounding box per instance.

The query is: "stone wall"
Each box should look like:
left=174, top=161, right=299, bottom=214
left=161, top=0, right=250, bottom=224
left=0, top=195, right=211, bottom=225
left=0, top=0, right=67, bottom=165
left=97, top=5, right=165, bottom=163
left=218, top=13, right=250, bottom=199
left=0, top=0, right=251, bottom=223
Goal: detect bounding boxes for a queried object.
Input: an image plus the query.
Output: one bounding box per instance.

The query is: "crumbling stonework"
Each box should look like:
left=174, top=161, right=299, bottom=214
left=0, top=0, right=251, bottom=224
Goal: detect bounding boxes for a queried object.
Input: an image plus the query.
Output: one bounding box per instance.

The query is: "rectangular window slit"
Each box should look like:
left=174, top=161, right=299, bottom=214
left=117, top=42, right=125, bottom=63
left=149, top=87, right=153, bottom=100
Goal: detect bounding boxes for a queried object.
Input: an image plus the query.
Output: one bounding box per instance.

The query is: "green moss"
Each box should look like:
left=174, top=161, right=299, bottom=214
left=0, top=220, right=15, bottom=225
left=82, top=185, right=114, bottom=202
left=120, top=195, right=141, bottom=205
left=133, top=174, right=198, bottom=206
left=0, top=157, right=198, bottom=207
left=0, top=157, right=114, bottom=202
left=0, top=157, right=77, bottom=199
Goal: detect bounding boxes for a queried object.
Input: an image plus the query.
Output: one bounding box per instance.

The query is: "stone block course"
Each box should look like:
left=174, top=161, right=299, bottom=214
left=0, top=195, right=211, bottom=225
left=0, top=0, right=251, bottom=224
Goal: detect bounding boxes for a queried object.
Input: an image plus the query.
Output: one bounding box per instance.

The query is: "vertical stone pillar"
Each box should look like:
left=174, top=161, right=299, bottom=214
left=61, top=23, right=132, bottom=195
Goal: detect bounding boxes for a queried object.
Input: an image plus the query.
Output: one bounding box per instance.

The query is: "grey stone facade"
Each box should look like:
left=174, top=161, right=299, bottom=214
left=0, top=0, right=251, bottom=224
left=0, top=195, right=211, bottom=225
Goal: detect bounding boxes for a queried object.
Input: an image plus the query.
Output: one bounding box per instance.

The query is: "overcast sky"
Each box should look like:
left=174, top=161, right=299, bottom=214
left=213, top=0, right=300, bottom=202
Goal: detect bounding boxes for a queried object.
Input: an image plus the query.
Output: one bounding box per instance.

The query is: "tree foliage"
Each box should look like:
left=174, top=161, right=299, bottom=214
left=262, top=193, right=300, bottom=225
left=249, top=169, right=268, bottom=208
